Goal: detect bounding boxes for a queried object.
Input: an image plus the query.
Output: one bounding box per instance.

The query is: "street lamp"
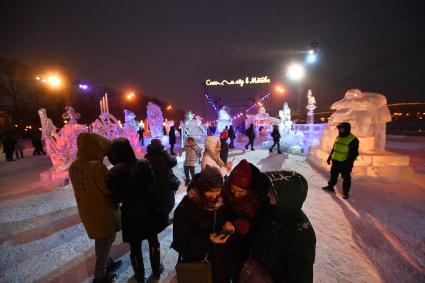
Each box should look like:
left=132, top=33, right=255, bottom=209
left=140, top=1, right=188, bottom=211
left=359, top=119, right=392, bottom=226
left=306, top=50, right=318, bottom=64
left=126, top=92, right=135, bottom=100
left=286, top=63, right=305, bottom=81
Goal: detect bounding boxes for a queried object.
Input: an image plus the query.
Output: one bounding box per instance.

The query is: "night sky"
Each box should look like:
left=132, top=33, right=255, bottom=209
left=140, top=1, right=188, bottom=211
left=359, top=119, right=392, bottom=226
left=1, top=0, right=424, bottom=117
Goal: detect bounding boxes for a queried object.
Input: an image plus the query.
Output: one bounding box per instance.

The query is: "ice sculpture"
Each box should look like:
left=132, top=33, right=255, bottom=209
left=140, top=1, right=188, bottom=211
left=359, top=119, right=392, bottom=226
left=90, top=93, right=123, bottom=140
left=322, top=89, right=391, bottom=152
left=279, top=103, right=293, bottom=136
left=146, top=102, right=164, bottom=138
left=216, top=107, right=232, bottom=133
left=180, top=110, right=208, bottom=146
left=308, top=89, right=411, bottom=178
left=122, top=109, right=142, bottom=155
left=38, top=107, right=87, bottom=170
left=306, top=89, right=316, bottom=124
left=38, top=107, right=88, bottom=187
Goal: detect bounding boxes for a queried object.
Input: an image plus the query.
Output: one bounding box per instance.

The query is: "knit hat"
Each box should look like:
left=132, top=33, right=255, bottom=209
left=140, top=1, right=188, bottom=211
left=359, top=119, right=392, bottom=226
left=229, top=159, right=253, bottom=190
left=199, top=165, right=224, bottom=191
left=151, top=138, right=162, bottom=146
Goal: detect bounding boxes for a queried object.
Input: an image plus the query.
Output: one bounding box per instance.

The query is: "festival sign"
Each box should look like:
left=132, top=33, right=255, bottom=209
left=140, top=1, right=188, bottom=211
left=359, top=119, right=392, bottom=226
left=205, top=76, right=271, bottom=87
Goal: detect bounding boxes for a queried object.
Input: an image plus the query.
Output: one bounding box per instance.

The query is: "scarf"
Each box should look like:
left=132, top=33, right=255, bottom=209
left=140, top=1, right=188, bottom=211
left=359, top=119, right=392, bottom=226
left=188, top=188, right=224, bottom=211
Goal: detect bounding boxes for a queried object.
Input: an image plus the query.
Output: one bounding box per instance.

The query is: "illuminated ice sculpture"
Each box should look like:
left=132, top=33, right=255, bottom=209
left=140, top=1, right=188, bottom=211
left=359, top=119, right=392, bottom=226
left=306, top=89, right=316, bottom=124
left=216, top=107, right=232, bottom=133
left=180, top=110, right=208, bottom=146
left=147, top=102, right=164, bottom=138
left=308, top=89, right=411, bottom=178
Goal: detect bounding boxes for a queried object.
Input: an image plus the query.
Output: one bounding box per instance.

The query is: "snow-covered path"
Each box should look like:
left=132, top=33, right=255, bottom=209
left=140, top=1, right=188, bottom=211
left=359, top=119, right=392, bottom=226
left=0, top=143, right=424, bottom=282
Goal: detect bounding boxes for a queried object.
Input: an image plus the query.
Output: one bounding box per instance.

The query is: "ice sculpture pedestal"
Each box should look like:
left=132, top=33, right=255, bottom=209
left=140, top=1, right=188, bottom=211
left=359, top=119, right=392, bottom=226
left=40, top=169, right=70, bottom=188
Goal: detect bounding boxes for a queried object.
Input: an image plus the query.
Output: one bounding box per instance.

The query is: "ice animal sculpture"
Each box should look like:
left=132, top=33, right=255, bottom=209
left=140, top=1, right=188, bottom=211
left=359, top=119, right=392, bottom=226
left=308, top=89, right=410, bottom=178
left=147, top=102, right=164, bottom=138
left=321, top=89, right=392, bottom=152
left=216, top=107, right=232, bottom=133
left=38, top=107, right=87, bottom=170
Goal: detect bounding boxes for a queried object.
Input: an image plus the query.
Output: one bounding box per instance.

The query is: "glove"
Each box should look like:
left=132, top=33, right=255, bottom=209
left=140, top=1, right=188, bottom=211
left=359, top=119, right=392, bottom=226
left=233, top=219, right=250, bottom=235
left=326, top=158, right=331, bottom=165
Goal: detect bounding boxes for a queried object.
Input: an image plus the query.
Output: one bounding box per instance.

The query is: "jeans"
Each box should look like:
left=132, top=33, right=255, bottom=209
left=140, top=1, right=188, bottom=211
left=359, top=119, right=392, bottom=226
left=94, top=233, right=116, bottom=279
left=184, top=166, right=195, bottom=182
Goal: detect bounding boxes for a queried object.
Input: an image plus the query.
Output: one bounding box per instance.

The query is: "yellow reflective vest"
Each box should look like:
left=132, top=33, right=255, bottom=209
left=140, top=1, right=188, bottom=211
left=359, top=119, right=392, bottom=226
left=331, top=134, right=356, bottom=162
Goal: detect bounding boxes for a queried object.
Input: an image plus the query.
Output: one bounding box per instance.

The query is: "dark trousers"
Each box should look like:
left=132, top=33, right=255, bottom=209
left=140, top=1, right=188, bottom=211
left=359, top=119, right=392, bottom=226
left=5, top=150, right=14, bottom=161
left=229, top=138, right=235, bottom=148
left=245, top=138, right=254, bottom=150
left=15, top=150, right=24, bottom=159
left=184, top=166, right=195, bottom=182
left=129, top=234, right=160, bottom=257
left=139, top=137, right=144, bottom=146
left=328, top=160, right=353, bottom=193
left=33, top=146, right=46, bottom=155
left=170, top=143, right=175, bottom=155
left=270, top=141, right=280, bottom=152
left=94, top=233, right=116, bottom=279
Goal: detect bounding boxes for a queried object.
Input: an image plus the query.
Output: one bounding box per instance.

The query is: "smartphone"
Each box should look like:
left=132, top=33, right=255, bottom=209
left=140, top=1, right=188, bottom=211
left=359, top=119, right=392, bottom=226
left=217, top=229, right=233, bottom=236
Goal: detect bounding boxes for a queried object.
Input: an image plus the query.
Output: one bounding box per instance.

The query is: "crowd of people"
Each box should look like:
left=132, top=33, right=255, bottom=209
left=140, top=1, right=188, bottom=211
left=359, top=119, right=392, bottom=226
left=6, top=121, right=355, bottom=282
left=2, top=132, right=46, bottom=161
left=68, top=128, right=317, bottom=283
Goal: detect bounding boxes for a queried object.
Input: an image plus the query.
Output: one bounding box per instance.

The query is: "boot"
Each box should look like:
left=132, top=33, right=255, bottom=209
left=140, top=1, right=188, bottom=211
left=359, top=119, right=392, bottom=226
left=148, top=246, right=163, bottom=282
left=322, top=186, right=335, bottom=193
left=107, top=258, right=123, bottom=273
left=278, top=151, right=282, bottom=154
left=92, top=272, right=117, bottom=283
left=130, top=254, right=145, bottom=283
left=269, top=148, right=272, bottom=153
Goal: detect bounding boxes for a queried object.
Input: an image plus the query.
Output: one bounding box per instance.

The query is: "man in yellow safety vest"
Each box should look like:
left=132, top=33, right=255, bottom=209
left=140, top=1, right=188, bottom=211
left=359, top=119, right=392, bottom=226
left=322, top=122, right=359, bottom=199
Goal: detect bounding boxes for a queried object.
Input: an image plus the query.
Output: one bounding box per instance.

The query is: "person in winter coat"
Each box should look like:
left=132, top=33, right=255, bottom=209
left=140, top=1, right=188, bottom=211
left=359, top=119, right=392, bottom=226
left=145, top=139, right=178, bottom=217
left=269, top=125, right=282, bottom=154
left=223, top=159, right=268, bottom=282
left=228, top=126, right=236, bottom=148
left=250, top=170, right=316, bottom=283
left=219, top=130, right=229, bottom=164
left=137, top=127, right=145, bottom=146
left=15, top=136, right=25, bottom=159
left=181, top=137, right=202, bottom=186
left=322, top=122, right=359, bottom=199
left=31, top=132, right=46, bottom=155
left=107, top=138, right=167, bottom=283
left=201, top=136, right=232, bottom=177
left=168, top=125, right=177, bottom=155
left=69, top=133, right=121, bottom=283
left=2, top=133, right=16, bottom=161
left=172, top=166, right=235, bottom=283
left=245, top=124, right=256, bottom=151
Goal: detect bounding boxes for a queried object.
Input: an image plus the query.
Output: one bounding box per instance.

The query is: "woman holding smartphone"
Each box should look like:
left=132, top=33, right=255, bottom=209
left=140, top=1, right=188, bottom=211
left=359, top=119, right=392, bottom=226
left=172, top=165, right=235, bottom=283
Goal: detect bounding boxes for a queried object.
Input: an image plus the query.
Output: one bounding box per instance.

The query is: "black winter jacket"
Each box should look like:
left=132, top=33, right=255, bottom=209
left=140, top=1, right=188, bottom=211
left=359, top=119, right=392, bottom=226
left=271, top=128, right=281, bottom=142
left=107, top=159, right=166, bottom=242
left=145, top=143, right=177, bottom=215
left=251, top=170, right=316, bottom=283
left=172, top=191, right=232, bottom=283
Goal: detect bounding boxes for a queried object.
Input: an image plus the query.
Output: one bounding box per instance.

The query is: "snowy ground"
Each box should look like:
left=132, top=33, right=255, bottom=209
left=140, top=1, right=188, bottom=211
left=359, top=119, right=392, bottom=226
left=0, top=138, right=424, bottom=283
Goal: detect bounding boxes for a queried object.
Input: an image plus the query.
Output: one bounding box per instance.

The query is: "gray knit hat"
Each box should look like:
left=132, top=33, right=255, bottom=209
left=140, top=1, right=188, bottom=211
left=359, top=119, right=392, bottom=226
left=199, top=165, right=224, bottom=191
